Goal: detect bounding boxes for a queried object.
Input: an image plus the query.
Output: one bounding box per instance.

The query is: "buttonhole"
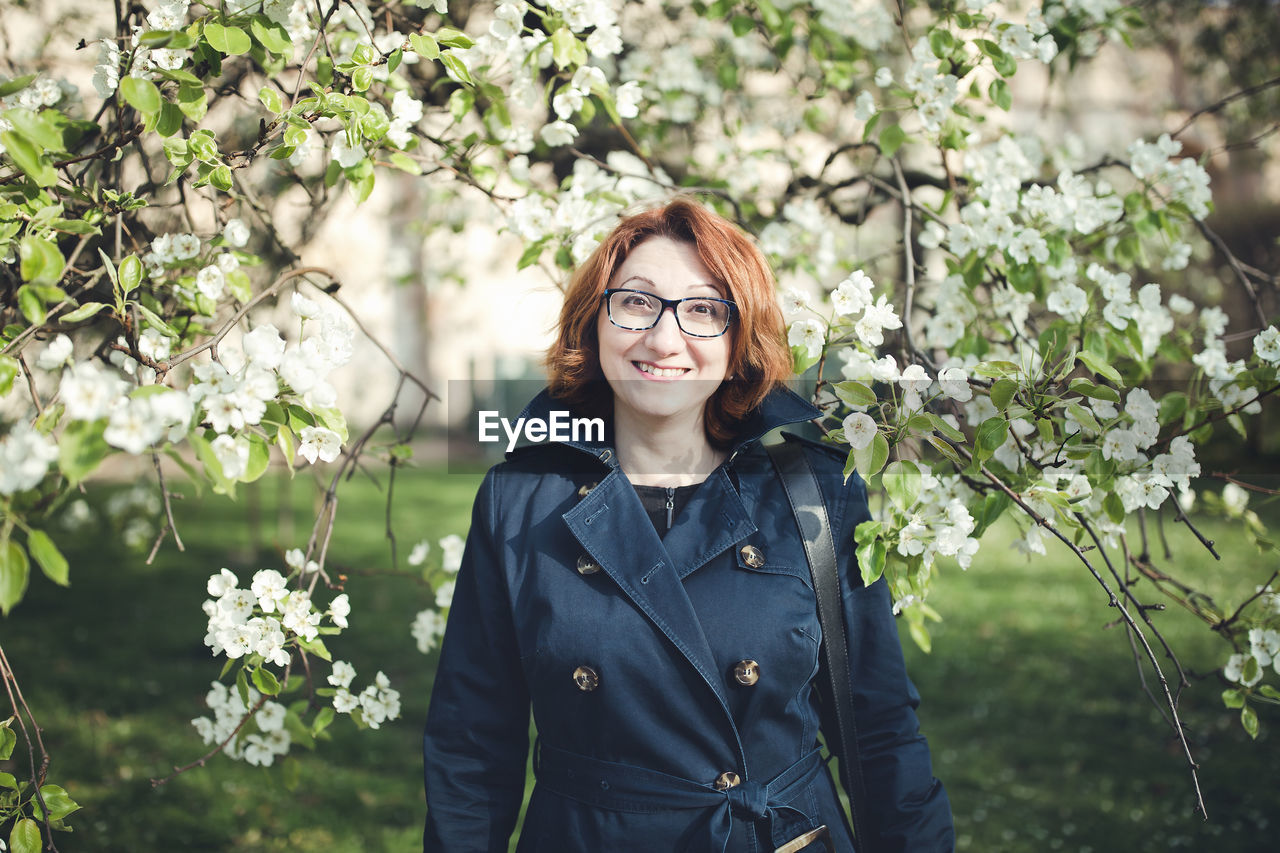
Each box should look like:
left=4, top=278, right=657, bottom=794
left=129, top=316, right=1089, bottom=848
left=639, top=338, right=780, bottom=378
left=641, top=561, right=663, bottom=584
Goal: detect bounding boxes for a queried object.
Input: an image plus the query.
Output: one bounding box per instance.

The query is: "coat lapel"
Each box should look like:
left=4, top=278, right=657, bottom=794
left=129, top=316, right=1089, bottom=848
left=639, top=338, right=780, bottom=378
left=661, top=469, right=756, bottom=580
left=562, top=471, right=740, bottom=732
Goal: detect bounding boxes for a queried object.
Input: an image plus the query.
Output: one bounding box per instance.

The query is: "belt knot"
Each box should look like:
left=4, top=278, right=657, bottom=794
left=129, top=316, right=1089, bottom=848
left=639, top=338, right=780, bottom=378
left=725, top=779, right=770, bottom=820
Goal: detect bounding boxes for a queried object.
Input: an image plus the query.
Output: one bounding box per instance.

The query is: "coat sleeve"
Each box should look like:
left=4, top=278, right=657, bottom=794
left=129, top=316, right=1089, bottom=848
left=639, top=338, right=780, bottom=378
left=423, top=468, right=531, bottom=853
left=831, top=466, right=955, bottom=852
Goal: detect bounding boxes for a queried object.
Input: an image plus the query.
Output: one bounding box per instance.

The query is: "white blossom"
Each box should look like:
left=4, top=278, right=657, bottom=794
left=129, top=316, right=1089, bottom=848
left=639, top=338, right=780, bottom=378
left=788, top=319, right=825, bottom=360
left=439, top=534, right=465, bottom=574
left=412, top=608, right=448, bottom=654
left=298, top=426, right=342, bottom=464
left=222, top=218, right=251, bottom=247
left=842, top=412, right=877, bottom=450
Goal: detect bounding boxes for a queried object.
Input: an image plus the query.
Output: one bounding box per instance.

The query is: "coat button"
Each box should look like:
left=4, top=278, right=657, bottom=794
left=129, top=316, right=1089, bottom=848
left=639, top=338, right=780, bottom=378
left=732, top=660, right=760, bottom=686
left=577, top=481, right=598, bottom=497
left=713, top=771, right=741, bottom=791
left=572, top=665, right=599, bottom=691
left=576, top=554, right=601, bottom=575
left=739, top=544, right=765, bottom=568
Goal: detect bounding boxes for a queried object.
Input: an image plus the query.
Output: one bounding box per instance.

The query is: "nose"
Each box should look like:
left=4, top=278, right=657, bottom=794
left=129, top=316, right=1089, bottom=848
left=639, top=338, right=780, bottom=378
left=643, top=306, right=686, bottom=354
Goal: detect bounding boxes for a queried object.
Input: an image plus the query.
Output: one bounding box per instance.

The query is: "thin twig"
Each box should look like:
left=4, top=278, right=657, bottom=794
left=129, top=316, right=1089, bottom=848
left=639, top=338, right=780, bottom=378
left=1171, top=74, right=1280, bottom=138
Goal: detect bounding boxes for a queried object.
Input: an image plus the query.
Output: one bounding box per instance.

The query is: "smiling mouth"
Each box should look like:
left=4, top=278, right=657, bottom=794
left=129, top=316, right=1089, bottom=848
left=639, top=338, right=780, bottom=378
left=633, top=361, right=690, bottom=379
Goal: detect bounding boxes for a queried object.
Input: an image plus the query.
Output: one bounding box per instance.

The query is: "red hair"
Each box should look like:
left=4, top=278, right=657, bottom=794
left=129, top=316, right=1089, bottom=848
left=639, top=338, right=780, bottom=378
left=545, top=197, right=793, bottom=448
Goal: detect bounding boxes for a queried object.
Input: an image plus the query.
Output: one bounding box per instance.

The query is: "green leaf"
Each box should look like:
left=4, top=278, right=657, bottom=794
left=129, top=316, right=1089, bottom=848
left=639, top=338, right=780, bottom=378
left=435, top=27, right=474, bottom=50
left=439, top=51, right=473, bottom=86
left=250, top=15, right=293, bottom=55
left=1077, top=350, right=1122, bottom=385
left=1103, top=491, right=1125, bottom=525
left=0, top=73, right=36, bottom=98
left=204, top=22, right=252, bottom=56
left=236, top=667, right=251, bottom=707
left=177, top=82, right=208, bottom=121
left=0, top=131, right=58, bottom=186
left=1158, top=392, right=1187, bottom=426
left=879, top=123, right=906, bottom=158
left=351, top=67, right=373, bottom=93
left=30, top=784, right=80, bottom=822
left=299, top=636, right=331, bottom=662
left=311, top=705, right=335, bottom=735
left=989, top=378, right=1017, bottom=411
left=209, top=163, right=233, bottom=191
left=20, top=235, right=64, bottom=286
left=1067, top=402, right=1101, bottom=433
left=854, top=431, right=890, bottom=480
left=225, top=269, right=252, bottom=303
left=58, top=418, right=112, bottom=485
left=118, top=254, right=142, bottom=294
left=121, top=77, right=162, bottom=115
left=16, top=285, right=44, bottom=325
left=26, top=529, right=68, bottom=587
left=926, top=413, right=965, bottom=442
left=973, top=492, right=1010, bottom=537
left=1069, top=377, right=1119, bottom=403
left=0, top=722, right=16, bottom=761
left=790, top=344, right=820, bottom=375
left=252, top=666, right=282, bottom=696
left=139, top=29, right=195, bottom=49
left=10, top=819, right=41, bottom=853
left=0, top=540, right=31, bottom=616
left=134, top=302, right=179, bottom=339
left=1222, top=688, right=1245, bottom=709
left=0, top=355, right=17, bottom=396
left=928, top=28, right=955, bottom=59
left=988, top=78, right=1012, bottom=111
left=156, top=100, right=184, bottom=137
left=6, top=107, right=64, bottom=151
left=551, top=27, right=578, bottom=69
left=883, top=459, right=922, bottom=512
left=834, top=380, right=877, bottom=408
left=857, top=535, right=887, bottom=588
left=258, top=86, right=283, bottom=114
left=240, top=434, right=271, bottom=483
left=975, top=416, right=1008, bottom=462
left=409, top=32, right=440, bottom=60
left=1241, top=705, right=1259, bottom=739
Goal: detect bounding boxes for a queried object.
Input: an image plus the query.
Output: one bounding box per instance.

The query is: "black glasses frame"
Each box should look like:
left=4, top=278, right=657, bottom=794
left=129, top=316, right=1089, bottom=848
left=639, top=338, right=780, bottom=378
left=601, top=288, right=738, bottom=338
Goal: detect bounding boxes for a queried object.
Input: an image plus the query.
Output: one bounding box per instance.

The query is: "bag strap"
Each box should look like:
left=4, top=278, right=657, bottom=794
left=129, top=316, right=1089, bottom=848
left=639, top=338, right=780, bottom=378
left=766, top=438, right=872, bottom=852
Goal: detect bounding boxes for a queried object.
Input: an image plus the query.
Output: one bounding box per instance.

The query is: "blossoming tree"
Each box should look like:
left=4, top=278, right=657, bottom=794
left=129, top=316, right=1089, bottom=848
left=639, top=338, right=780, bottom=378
left=0, top=0, right=1277, bottom=846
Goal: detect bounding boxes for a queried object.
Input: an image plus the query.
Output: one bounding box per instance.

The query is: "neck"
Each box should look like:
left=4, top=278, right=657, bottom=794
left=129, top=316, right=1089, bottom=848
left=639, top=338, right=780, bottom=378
left=612, top=407, right=725, bottom=487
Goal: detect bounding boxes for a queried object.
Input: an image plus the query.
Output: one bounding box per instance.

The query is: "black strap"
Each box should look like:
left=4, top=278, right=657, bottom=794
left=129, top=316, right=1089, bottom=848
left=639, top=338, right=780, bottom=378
left=766, top=439, right=872, bottom=852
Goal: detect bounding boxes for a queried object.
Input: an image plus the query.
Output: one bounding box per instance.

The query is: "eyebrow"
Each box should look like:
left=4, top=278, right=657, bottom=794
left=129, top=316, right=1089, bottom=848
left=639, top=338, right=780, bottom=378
left=617, top=275, right=725, bottom=296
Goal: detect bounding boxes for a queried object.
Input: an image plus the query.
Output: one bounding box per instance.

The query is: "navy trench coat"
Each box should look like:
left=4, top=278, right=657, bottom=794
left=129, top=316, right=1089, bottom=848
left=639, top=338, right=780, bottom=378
left=423, top=387, right=954, bottom=852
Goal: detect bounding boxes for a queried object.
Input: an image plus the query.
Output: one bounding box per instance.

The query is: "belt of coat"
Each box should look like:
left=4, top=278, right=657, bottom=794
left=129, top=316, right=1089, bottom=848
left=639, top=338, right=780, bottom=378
left=534, top=741, right=827, bottom=852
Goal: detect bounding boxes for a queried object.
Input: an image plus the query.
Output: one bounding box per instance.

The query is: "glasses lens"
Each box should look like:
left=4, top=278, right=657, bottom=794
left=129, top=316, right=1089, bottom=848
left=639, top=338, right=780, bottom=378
left=677, top=299, right=731, bottom=336
left=608, top=290, right=660, bottom=328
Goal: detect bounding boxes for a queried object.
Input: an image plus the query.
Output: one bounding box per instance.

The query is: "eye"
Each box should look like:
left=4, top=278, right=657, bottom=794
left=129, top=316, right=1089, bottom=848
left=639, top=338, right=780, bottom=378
left=685, top=299, right=721, bottom=317
left=621, top=292, right=656, bottom=309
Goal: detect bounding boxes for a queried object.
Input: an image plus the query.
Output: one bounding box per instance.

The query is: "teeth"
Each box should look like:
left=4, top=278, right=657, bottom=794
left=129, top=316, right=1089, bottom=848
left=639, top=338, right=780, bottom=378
left=635, top=362, right=687, bottom=378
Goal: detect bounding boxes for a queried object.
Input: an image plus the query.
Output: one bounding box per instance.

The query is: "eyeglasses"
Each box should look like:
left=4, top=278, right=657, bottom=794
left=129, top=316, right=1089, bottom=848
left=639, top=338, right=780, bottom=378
left=602, top=288, right=737, bottom=338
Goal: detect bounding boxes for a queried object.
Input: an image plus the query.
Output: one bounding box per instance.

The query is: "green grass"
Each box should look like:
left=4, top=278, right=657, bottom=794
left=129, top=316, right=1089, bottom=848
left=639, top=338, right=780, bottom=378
left=2, top=466, right=1276, bottom=851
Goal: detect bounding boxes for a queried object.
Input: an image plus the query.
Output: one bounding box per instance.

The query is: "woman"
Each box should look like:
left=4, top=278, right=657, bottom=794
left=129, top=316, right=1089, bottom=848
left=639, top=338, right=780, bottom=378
left=423, top=199, right=953, bottom=852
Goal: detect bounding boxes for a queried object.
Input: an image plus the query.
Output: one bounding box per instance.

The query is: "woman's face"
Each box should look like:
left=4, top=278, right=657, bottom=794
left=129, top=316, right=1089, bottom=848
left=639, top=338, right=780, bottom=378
left=595, top=236, right=733, bottom=429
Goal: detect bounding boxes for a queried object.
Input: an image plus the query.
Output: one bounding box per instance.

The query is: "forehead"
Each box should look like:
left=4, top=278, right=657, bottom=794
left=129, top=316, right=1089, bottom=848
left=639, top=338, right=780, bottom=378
left=612, top=236, right=722, bottom=295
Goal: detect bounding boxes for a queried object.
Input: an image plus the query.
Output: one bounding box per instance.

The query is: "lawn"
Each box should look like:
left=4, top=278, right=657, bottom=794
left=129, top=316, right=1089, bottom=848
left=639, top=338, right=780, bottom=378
left=2, top=462, right=1275, bottom=852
